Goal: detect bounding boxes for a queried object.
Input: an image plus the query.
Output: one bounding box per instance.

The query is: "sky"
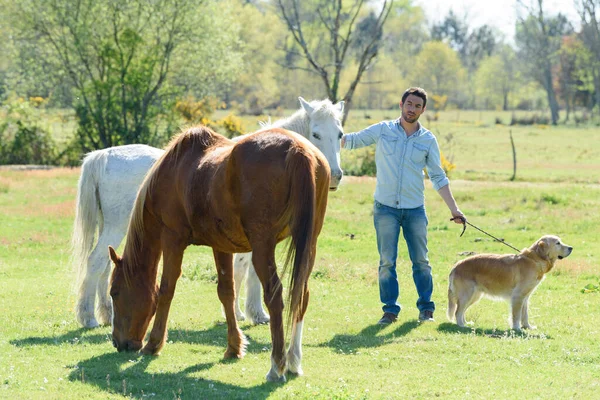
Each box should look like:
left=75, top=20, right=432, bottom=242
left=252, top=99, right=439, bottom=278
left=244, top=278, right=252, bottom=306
left=413, top=0, right=581, bottom=42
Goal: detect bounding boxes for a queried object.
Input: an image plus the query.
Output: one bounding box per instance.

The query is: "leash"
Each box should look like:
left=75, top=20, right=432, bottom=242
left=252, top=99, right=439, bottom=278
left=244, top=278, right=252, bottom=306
left=450, top=216, right=521, bottom=254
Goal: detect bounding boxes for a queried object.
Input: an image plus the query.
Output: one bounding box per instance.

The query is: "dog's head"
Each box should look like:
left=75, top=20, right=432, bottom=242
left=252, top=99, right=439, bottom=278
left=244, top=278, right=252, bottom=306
left=533, top=235, right=573, bottom=262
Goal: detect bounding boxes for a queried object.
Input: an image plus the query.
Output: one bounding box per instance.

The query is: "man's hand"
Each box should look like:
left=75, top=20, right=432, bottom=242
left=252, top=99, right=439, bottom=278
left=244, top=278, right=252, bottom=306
left=450, top=211, right=465, bottom=224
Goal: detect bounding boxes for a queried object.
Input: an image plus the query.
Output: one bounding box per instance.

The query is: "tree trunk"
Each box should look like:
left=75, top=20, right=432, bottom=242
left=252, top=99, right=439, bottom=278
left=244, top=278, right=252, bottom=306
left=543, top=68, right=560, bottom=125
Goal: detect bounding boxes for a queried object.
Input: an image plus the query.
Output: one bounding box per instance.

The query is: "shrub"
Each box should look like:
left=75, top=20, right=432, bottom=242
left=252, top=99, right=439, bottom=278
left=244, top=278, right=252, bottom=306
left=341, top=147, right=376, bottom=176
left=2, top=121, right=58, bottom=165
left=215, top=114, right=245, bottom=138
left=0, top=97, right=61, bottom=165
left=175, top=96, right=224, bottom=124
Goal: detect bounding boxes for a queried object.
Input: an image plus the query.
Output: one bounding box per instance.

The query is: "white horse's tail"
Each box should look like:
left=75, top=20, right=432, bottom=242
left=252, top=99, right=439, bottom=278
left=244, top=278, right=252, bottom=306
left=72, top=150, right=107, bottom=294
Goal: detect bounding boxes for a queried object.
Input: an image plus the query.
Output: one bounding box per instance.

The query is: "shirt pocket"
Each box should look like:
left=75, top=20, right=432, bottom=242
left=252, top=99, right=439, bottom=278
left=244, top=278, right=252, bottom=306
left=410, top=142, right=428, bottom=167
left=379, top=133, right=398, bottom=155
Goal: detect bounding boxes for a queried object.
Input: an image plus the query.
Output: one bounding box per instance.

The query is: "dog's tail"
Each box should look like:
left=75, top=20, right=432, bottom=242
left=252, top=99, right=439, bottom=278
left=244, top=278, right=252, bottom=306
left=447, top=270, right=458, bottom=322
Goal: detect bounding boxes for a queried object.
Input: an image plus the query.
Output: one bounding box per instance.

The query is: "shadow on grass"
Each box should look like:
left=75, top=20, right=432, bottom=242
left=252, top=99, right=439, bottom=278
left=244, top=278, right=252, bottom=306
left=318, top=320, right=421, bottom=353
left=10, top=327, right=109, bottom=347
left=68, top=351, right=283, bottom=398
left=436, top=322, right=553, bottom=339
left=10, top=323, right=272, bottom=354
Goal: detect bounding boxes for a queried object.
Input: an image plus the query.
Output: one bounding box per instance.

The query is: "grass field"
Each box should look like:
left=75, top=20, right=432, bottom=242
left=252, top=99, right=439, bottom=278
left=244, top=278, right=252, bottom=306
left=1, top=111, right=600, bottom=398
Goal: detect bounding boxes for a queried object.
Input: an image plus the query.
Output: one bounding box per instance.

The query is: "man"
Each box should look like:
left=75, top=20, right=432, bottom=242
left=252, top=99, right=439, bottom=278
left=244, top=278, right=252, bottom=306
left=341, top=87, right=465, bottom=324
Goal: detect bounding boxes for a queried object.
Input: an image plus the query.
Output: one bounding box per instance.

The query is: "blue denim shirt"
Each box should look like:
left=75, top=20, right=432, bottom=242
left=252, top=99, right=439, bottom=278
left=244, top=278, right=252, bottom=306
left=343, top=119, right=449, bottom=209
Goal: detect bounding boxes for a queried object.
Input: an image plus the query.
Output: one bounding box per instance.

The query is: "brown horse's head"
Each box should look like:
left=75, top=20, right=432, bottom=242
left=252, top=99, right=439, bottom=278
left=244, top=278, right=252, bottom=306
left=108, top=246, right=157, bottom=352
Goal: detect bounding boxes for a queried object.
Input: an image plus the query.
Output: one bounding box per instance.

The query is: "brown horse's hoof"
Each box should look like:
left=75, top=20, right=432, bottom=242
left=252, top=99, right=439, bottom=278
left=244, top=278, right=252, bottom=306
left=141, top=344, right=162, bottom=356
left=223, top=348, right=244, bottom=359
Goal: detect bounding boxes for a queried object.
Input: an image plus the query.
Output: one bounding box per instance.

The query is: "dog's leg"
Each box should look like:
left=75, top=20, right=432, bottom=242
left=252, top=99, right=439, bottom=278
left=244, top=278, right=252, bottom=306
left=455, top=285, right=481, bottom=327
left=520, top=295, right=536, bottom=329
left=511, top=293, right=525, bottom=330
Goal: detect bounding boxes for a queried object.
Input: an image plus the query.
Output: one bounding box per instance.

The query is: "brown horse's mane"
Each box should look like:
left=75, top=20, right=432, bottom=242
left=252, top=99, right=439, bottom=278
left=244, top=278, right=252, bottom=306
left=122, top=125, right=226, bottom=283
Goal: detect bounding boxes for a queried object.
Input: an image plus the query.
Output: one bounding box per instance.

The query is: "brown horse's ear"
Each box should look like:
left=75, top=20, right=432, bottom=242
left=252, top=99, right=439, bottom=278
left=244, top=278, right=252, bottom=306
left=536, top=240, right=548, bottom=259
left=108, top=246, right=122, bottom=266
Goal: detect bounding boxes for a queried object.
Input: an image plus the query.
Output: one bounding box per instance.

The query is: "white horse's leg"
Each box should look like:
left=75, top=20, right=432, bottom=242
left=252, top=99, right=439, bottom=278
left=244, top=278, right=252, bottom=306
left=95, top=229, right=126, bottom=326
left=233, top=253, right=249, bottom=321
left=245, top=254, right=270, bottom=324
left=76, top=229, right=124, bottom=328
left=286, top=320, right=304, bottom=375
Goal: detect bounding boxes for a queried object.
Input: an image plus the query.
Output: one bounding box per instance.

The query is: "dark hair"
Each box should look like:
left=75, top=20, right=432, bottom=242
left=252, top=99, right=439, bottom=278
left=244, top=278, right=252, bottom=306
left=402, top=87, right=427, bottom=108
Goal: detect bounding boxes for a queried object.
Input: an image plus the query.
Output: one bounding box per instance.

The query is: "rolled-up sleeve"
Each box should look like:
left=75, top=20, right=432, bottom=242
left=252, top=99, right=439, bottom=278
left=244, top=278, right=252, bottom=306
left=425, top=137, right=449, bottom=190
left=343, top=123, right=382, bottom=149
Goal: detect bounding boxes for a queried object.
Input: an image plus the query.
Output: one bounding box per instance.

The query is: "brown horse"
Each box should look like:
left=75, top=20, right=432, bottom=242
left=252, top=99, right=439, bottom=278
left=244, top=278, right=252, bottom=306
left=108, top=125, right=330, bottom=382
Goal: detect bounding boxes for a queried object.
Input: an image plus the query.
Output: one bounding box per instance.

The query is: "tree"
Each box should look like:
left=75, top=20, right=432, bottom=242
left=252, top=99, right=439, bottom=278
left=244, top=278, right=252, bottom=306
left=474, top=45, right=520, bottom=110
left=410, top=41, right=466, bottom=108
left=15, top=0, right=243, bottom=150
left=464, top=25, right=498, bottom=72
left=382, top=0, right=429, bottom=77
left=515, top=0, right=573, bottom=125
left=431, top=10, right=469, bottom=59
left=577, top=0, right=600, bottom=114
left=275, top=0, right=394, bottom=122
left=556, top=35, right=594, bottom=120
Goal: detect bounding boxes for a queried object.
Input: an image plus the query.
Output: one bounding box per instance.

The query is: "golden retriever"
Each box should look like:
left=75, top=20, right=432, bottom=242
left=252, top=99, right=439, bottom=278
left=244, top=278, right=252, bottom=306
left=447, top=235, right=573, bottom=330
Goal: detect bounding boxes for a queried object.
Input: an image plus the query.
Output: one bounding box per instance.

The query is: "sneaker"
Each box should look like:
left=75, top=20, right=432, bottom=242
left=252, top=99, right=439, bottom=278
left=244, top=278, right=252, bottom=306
left=418, top=310, right=435, bottom=322
left=377, top=312, right=398, bottom=325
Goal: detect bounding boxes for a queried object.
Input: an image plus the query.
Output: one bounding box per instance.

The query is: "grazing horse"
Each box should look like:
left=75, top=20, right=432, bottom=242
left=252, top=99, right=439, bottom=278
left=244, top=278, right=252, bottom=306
left=72, top=97, right=344, bottom=328
left=108, top=125, right=330, bottom=382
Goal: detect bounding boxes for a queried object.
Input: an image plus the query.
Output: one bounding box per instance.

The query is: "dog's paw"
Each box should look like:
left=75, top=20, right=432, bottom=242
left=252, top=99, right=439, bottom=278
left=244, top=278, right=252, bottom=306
left=522, top=324, right=537, bottom=330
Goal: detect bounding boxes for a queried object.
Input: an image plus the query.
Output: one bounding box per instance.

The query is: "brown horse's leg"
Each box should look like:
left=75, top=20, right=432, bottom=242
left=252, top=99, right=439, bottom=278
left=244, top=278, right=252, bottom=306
left=286, top=283, right=309, bottom=375
left=142, top=235, right=186, bottom=355
left=213, top=250, right=247, bottom=359
left=286, top=247, right=315, bottom=375
left=251, top=242, right=285, bottom=382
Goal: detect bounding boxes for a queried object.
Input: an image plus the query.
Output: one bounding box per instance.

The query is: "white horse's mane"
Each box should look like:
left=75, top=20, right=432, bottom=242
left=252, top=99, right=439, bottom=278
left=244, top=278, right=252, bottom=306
left=259, top=98, right=343, bottom=139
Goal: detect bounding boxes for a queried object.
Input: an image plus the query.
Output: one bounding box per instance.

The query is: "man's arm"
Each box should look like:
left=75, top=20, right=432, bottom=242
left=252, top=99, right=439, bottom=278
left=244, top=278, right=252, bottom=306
left=437, top=184, right=465, bottom=224
left=341, top=122, right=382, bottom=150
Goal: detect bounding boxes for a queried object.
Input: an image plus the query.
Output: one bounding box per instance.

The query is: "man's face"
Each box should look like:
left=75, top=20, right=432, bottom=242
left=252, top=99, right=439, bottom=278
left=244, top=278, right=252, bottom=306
left=400, top=94, right=426, bottom=123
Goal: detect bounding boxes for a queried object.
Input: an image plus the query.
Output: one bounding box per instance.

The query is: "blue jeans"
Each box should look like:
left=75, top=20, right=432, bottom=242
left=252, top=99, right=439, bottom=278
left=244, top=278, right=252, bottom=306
left=373, top=201, right=434, bottom=315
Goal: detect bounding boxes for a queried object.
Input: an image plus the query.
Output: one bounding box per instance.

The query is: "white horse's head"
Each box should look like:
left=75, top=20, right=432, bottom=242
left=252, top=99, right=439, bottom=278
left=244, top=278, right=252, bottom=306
left=298, top=97, right=345, bottom=191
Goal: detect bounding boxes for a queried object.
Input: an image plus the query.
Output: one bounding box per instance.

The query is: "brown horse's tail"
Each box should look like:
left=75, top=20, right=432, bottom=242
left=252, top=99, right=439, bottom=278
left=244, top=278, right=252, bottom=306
left=282, top=145, right=319, bottom=326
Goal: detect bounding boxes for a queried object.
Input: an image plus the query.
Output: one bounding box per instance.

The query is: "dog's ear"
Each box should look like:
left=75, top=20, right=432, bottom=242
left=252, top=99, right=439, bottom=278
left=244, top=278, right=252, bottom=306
left=536, top=240, right=548, bottom=260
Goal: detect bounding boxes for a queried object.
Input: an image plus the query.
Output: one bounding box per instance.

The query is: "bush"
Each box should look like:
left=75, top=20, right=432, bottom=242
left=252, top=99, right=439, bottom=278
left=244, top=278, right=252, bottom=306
left=0, top=97, right=62, bottom=165
left=175, top=96, right=224, bottom=124
left=0, top=121, right=58, bottom=165
left=510, top=114, right=550, bottom=126
left=215, top=114, right=245, bottom=138
left=341, top=147, right=376, bottom=176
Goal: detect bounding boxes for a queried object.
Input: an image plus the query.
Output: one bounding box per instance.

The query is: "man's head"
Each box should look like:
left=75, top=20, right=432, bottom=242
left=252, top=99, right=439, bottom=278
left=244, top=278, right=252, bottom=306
left=400, top=87, right=427, bottom=123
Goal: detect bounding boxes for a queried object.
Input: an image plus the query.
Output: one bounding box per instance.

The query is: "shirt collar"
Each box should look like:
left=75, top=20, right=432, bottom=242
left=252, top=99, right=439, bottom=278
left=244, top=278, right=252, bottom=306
left=396, top=118, right=423, bottom=138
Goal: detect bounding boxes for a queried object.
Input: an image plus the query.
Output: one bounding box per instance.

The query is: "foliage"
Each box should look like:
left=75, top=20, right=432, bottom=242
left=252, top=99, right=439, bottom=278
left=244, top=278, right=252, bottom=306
left=341, top=147, right=376, bottom=176
left=13, top=0, right=244, bottom=151
left=515, top=4, right=573, bottom=125
left=510, top=113, right=551, bottom=126
left=224, top=1, right=282, bottom=114
left=474, top=46, right=521, bottom=111
left=411, top=41, right=467, bottom=103
left=581, top=283, right=599, bottom=293
left=430, top=94, right=448, bottom=111
left=0, top=97, right=60, bottom=165
left=216, top=114, right=245, bottom=138
left=175, top=96, right=224, bottom=124
left=275, top=0, right=394, bottom=122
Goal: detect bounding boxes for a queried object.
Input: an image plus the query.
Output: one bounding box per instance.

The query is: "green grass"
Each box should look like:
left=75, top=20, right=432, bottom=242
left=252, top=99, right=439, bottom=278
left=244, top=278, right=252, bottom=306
left=1, top=157, right=599, bottom=398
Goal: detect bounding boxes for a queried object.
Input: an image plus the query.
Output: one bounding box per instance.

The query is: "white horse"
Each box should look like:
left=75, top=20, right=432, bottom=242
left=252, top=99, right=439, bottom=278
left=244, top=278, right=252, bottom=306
left=73, top=97, right=345, bottom=328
